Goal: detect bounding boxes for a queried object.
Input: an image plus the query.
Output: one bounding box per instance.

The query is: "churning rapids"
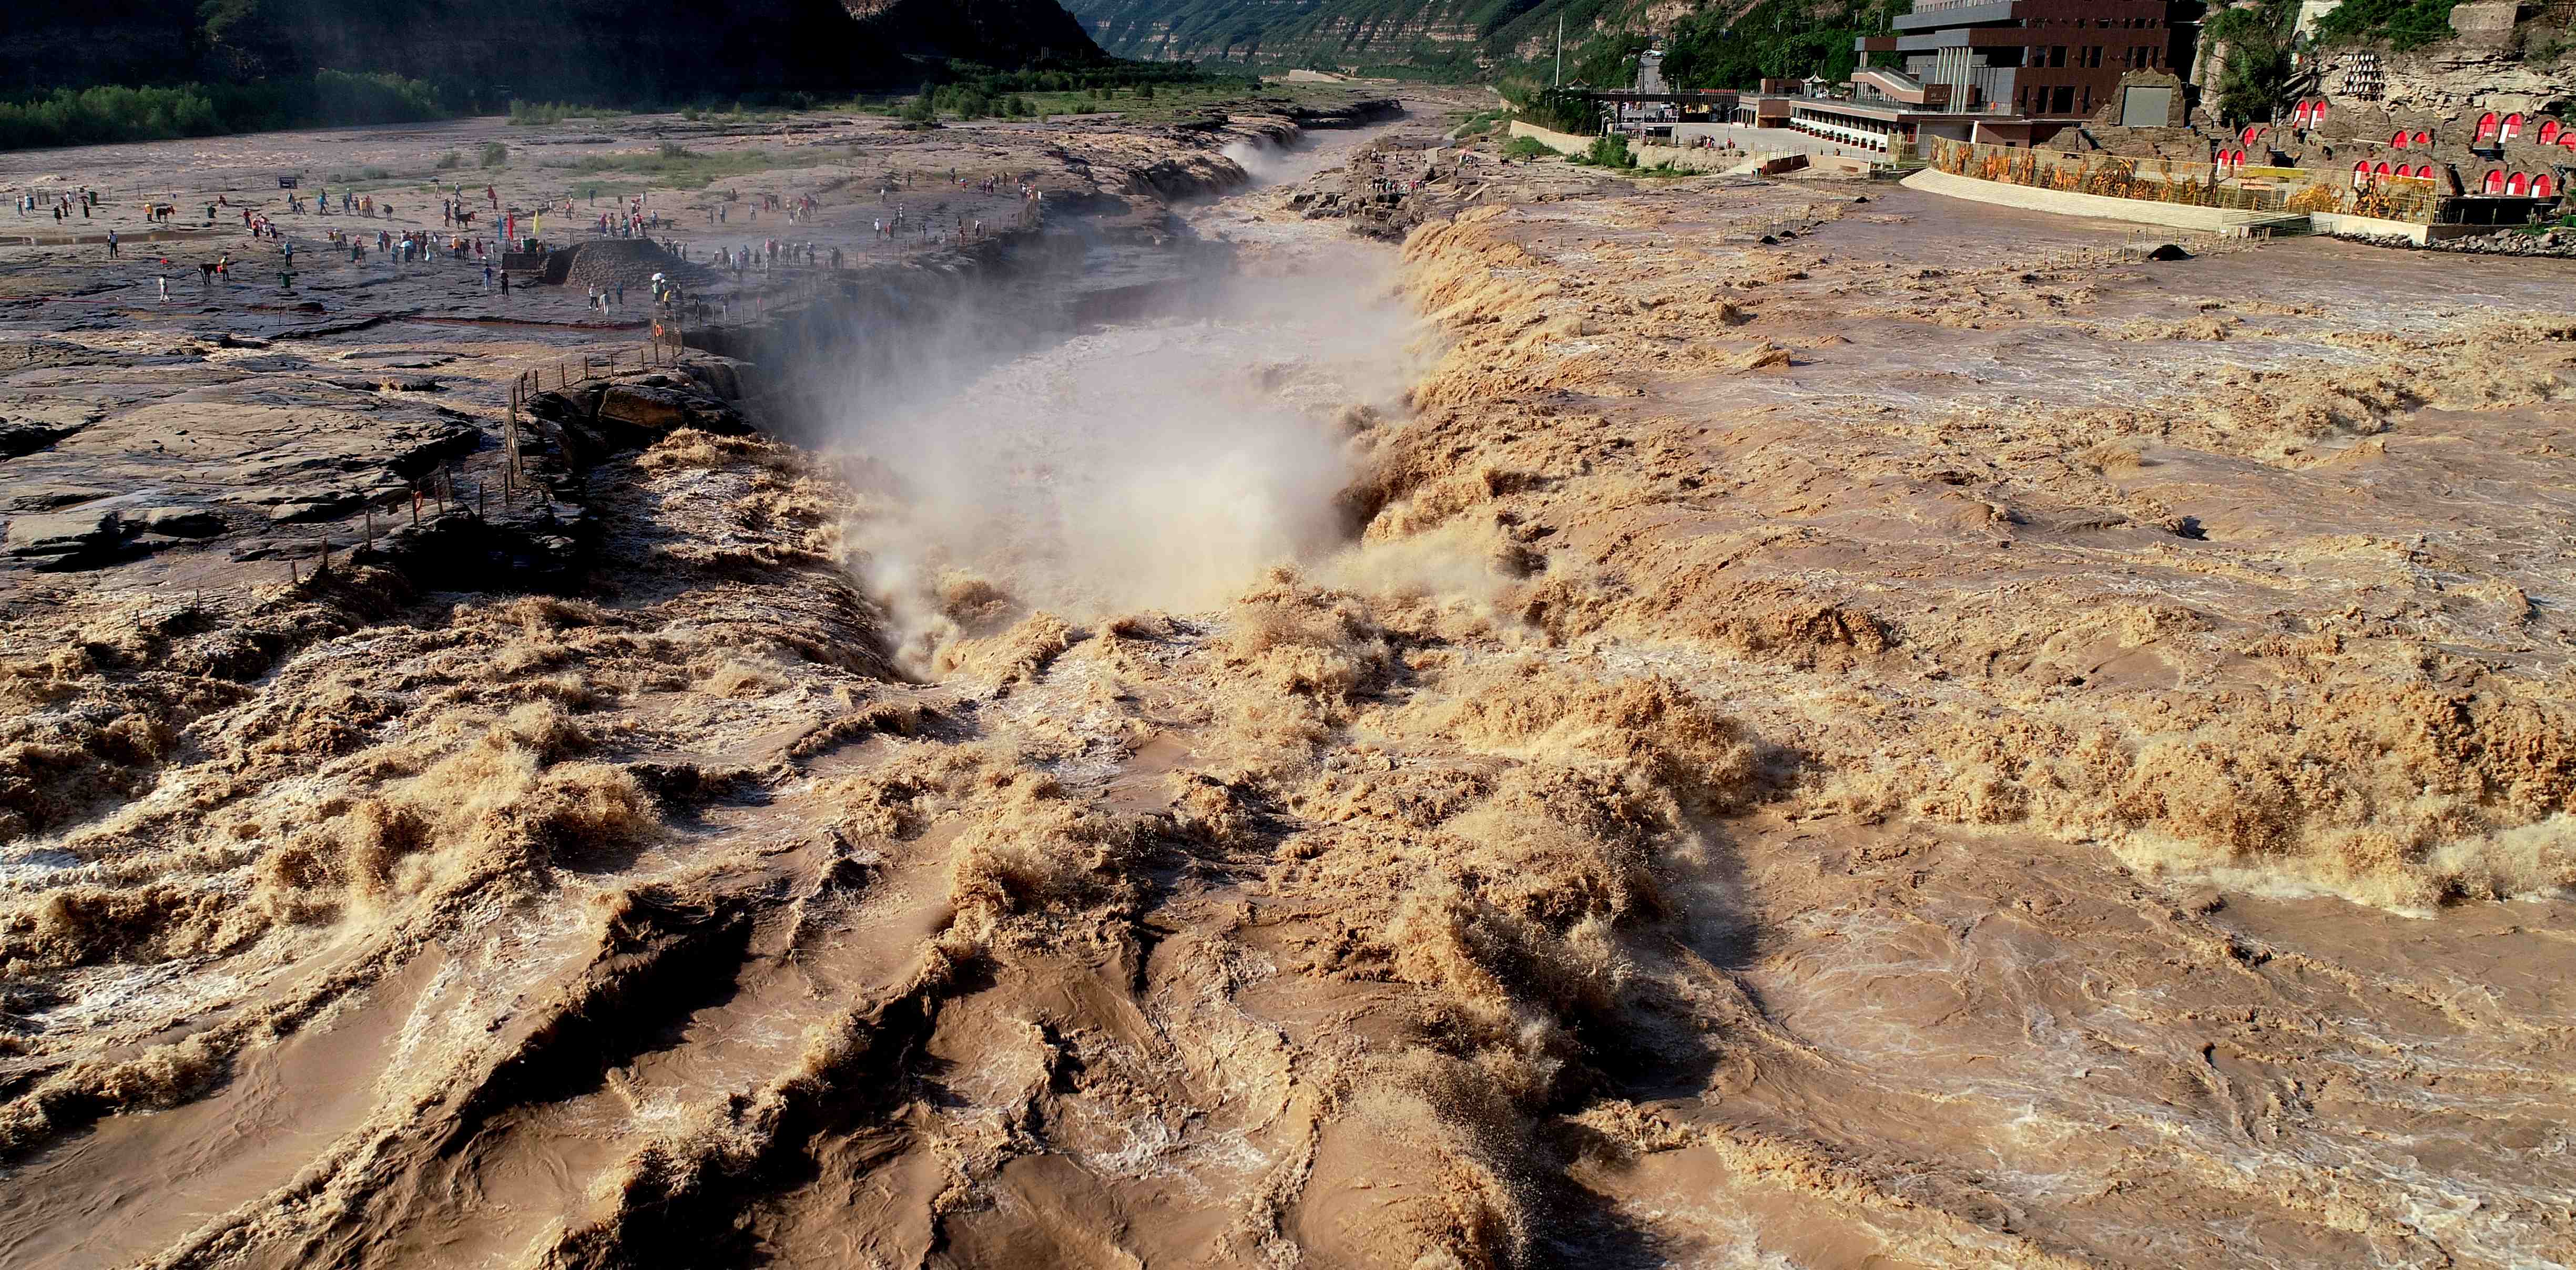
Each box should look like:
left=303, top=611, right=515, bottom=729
left=3, top=97, right=2573, bottom=1270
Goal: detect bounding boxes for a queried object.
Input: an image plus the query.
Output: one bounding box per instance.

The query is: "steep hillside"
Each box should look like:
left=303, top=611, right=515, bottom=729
left=1071, top=0, right=1687, bottom=71
left=1066, top=0, right=1892, bottom=81
left=1661, top=0, right=1901, bottom=89
left=2, top=0, right=1106, bottom=104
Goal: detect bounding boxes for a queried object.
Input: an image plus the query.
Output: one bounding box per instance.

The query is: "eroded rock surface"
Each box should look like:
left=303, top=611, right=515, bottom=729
left=1, top=93, right=2571, bottom=1270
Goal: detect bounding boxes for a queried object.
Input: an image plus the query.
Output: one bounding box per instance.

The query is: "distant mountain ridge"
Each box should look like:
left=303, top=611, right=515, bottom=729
left=1, top=0, right=1106, bottom=102
left=1067, top=0, right=1692, bottom=71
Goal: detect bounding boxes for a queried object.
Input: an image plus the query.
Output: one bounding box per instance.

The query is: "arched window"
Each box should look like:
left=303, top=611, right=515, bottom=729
left=2562, top=132, right=2576, bottom=151
left=2242, top=124, right=2261, bottom=147
left=2536, top=173, right=2558, bottom=198
left=2391, top=131, right=2409, bottom=148
left=2508, top=171, right=2531, bottom=195
left=2540, top=120, right=2562, bottom=145
left=2355, top=160, right=2373, bottom=188
left=2483, top=168, right=2507, bottom=193
left=2503, top=114, right=2524, bottom=141
left=2312, top=101, right=2328, bottom=126
left=2477, top=112, right=2501, bottom=143
left=2414, top=164, right=2436, bottom=180
left=2372, top=161, right=2392, bottom=183
left=2413, top=130, right=2431, bottom=146
left=2294, top=101, right=2312, bottom=126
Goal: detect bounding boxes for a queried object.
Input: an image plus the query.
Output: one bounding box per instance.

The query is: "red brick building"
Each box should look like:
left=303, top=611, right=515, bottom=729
left=1855, top=0, right=2198, bottom=120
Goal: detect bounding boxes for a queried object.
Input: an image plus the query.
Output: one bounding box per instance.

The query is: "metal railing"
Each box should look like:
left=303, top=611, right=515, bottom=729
left=1727, top=203, right=1836, bottom=237
left=163, top=320, right=697, bottom=595
left=1928, top=139, right=2442, bottom=223
left=506, top=320, right=688, bottom=485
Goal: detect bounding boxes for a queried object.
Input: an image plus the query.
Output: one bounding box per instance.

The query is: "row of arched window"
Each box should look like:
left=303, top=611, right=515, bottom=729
left=2376, top=118, right=2576, bottom=149
left=2471, top=112, right=2556, bottom=145
left=2484, top=169, right=2559, bottom=196
left=2280, top=102, right=2576, bottom=152
left=2353, top=160, right=2435, bottom=186
left=2350, top=160, right=2559, bottom=198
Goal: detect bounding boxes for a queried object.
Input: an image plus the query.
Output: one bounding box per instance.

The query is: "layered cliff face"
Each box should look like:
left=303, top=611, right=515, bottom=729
left=1073, top=0, right=1474, bottom=67
left=1070, top=0, right=1663, bottom=69
left=1, top=0, right=1104, bottom=100
left=1067, top=0, right=1840, bottom=77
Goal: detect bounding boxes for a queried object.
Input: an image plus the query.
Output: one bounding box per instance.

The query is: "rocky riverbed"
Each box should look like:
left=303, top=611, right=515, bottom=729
left=4, top=88, right=2574, bottom=1270
left=2334, top=221, right=2576, bottom=255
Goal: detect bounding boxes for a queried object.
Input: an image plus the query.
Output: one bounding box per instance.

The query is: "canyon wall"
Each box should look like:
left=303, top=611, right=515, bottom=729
left=0, top=0, right=1105, bottom=101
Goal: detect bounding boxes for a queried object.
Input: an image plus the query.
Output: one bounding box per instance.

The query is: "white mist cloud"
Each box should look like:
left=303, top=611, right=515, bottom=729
left=820, top=248, right=1420, bottom=674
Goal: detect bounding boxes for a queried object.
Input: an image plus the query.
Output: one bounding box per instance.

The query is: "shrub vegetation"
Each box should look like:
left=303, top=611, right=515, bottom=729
left=0, top=70, right=445, bottom=151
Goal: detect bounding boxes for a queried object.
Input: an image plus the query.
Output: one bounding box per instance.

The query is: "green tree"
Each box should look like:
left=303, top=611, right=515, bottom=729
left=1662, top=0, right=1903, bottom=91
left=899, top=80, right=938, bottom=122
left=1506, top=85, right=1601, bottom=134
left=1583, top=134, right=1637, bottom=168
left=2313, top=0, right=2462, bottom=50
left=2206, top=0, right=2295, bottom=122
left=1571, top=32, right=1652, bottom=88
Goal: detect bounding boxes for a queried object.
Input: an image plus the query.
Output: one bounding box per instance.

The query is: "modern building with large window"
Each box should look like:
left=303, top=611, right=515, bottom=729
left=1854, top=0, right=2197, bottom=122
left=1606, top=2, right=2203, bottom=162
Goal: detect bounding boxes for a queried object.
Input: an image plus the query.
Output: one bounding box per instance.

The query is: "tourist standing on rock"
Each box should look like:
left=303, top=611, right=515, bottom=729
left=105, top=230, right=118, bottom=258
left=156, top=273, right=167, bottom=301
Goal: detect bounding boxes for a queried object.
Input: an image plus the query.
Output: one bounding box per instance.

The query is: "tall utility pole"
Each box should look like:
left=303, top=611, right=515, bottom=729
left=1555, top=17, right=1564, bottom=87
